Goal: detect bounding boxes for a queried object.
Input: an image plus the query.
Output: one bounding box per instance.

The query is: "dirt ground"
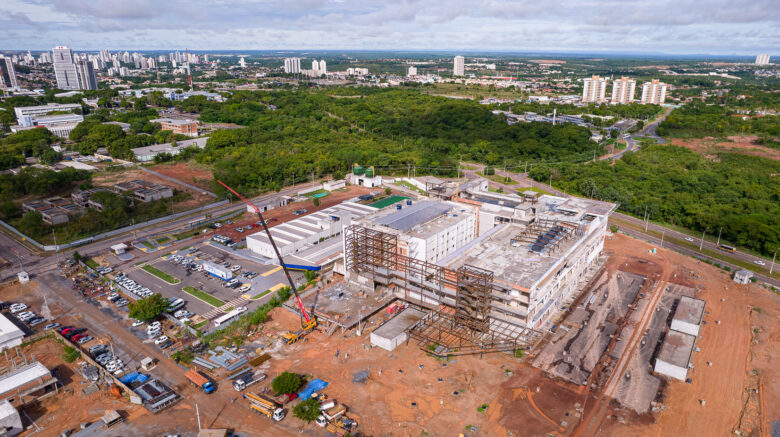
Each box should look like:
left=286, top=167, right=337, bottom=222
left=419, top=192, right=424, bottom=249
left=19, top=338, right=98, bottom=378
left=92, top=168, right=214, bottom=210
left=671, top=135, right=780, bottom=161
left=148, top=162, right=216, bottom=192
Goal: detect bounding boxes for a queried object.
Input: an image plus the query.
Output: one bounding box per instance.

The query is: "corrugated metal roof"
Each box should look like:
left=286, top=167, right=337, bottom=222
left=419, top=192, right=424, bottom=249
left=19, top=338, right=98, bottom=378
left=0, top=362, right=50, bottom=396
left=374, top=201, right=451, bottom=231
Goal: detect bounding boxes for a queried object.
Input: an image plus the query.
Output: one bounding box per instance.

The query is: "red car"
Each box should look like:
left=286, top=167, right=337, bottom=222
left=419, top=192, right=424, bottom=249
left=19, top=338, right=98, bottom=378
left=61, top=328, right=73, bottom=336
left=72, top=333, right=86, bottom=342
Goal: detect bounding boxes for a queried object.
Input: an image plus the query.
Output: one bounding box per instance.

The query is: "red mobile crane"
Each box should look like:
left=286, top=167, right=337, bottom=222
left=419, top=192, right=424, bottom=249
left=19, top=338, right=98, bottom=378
left=216, top=180, right=317, bottom=343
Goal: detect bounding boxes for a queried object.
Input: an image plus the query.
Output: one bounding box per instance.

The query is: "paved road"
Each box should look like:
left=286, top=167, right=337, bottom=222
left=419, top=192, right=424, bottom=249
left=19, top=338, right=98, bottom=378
left=0, top=182, right=316, bottom=283
left=601, top=107, right=672, bottom=161
left=461, top=164, right=779, bottom=288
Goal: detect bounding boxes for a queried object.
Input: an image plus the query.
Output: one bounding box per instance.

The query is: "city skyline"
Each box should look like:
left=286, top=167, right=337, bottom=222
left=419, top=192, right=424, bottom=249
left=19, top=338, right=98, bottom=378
left=0, top=0, right=777, bottom=55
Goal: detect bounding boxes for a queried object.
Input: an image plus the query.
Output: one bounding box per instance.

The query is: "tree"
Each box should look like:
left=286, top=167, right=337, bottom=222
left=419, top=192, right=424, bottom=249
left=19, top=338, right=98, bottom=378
left=128, top=293, right=168, bottom=322
left=384, top=187, right=391, bottom=195
left=17, top=211, right=45, bottom=236
left=313, top=197, right=320, bottom=207
left=72, top=251, right=82, bottom=262
left=271, top=371, right=301, bottom=394
left=292, top=398, right=321, bottom=422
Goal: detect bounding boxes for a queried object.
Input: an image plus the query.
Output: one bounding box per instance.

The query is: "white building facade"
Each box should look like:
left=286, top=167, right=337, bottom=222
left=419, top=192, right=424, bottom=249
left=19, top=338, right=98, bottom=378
left=611, top=77, right=636, bottom=104
left=640, top=79, right=667, bottom=104
left=582, top=75, right=607, bottom=103
left=453, top=56, right=465, bottom=76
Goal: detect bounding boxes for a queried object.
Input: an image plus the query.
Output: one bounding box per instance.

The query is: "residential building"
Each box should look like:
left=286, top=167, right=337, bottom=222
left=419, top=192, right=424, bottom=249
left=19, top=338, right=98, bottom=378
left=0, top=361, right=59, bottom=407
left=755, top=54, right=770, bottom=65
left=75, top=58, right=98, bottom=90
left=150, top=118, right=199, bottom=137
left=0, top=56, right=19, bottom=90
left=610, top=76, right=636, bottom=104
left=22, top=196, right=82, bottom=224
left=346, top=68, right=369, bottom=76
left=71, top=187, right=109, bottom=207
left=52, top=46, right=80, bottom=90
left=582, top=75, right=607, bottom=103
left=453, top=55, right=465, bottom=76
left=131, top=137, right=208, bottom=162
left=407, top=66, right=418, bottom=77
left=0, top=314, right=25, bottom=351
left=11, top=113, right=84, bottom=138
left=239, top=57, right=246, bottom=68
left=640, top=79, right=667, bottom=104
left=283, top=57, right=301, bottom=74
left=14, top=103, right=81, bottom=123
left=133, top=185, right=174, bottom=202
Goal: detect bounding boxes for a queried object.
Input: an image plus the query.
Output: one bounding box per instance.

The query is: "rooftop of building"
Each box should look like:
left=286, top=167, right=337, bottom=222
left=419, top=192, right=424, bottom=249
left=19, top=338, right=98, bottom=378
left=656, top=330, right=696, bottom=368
left=0, top=362, right=51, bottom=397
left=14, top=102, right=81, bottom=113
left=131, top=137, right=209, bottom=157
left=150, top=117, right=197, bottom=125
left=371, top=308, right=426, bottom=340
left=371, top=200, right=454, bottom=232
left=672, top=295, right=706, bottom=326
left=0, top=314, right=25, bottom=345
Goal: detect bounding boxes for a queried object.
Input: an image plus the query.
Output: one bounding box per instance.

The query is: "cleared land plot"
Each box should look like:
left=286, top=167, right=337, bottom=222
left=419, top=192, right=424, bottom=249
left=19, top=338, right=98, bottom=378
left=533, top=270, right=646, bottom=385
left=182, top=286, right=224, bottom=307
left=141, top=264, right=180, bottom=284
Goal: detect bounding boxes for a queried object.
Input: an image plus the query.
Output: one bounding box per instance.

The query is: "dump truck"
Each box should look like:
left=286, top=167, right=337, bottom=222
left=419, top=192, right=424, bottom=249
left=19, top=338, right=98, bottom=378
left=185, top=369, right=215, bottom=394
left=322, top=403, right=347, bottom=421
left=233, top=371, right=267, bottom=392
left=245, top=392, right=285, bottom=422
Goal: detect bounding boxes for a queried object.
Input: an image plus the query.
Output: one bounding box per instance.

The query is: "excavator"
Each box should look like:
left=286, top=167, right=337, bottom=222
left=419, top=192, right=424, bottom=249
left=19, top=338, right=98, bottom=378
left=217, top=180, right=317, bottom=345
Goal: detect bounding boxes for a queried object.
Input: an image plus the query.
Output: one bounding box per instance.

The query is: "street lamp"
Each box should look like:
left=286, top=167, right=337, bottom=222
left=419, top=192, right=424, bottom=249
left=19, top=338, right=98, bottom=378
left=771, top=248, right=777, bottom=275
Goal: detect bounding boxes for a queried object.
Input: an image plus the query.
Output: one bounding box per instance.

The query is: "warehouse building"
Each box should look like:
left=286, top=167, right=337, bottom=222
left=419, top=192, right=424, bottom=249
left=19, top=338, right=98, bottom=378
left=370, top=308, right=426, bottom=351
left=0, top=361, right=58, bottom=407
left=670, top=296, right=706, bottom=336
left=0, top=314, right=25, bottom=351
left=246, top=201, right=375, bottom=260
left=654, top=330, right=696, bottom=381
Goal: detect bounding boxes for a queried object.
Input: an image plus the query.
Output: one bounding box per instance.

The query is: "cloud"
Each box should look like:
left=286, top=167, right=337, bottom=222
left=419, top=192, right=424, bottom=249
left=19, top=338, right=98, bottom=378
left=0, top=0, right=777, bottom=54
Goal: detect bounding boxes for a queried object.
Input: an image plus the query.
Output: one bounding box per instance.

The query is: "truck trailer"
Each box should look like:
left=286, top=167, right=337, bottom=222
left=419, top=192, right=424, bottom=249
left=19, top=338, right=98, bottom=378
left=202, top=261, right=233, bottom=280
left=245, top=392, right=285, bottom=422
left=185, top=369, right=215, bottom=394
left=233, top=371, right=267, bottom=391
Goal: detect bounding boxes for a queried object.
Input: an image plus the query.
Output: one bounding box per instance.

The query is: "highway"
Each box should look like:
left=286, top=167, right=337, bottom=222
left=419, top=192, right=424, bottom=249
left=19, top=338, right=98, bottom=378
left=0, top=181, right=317, bottom=282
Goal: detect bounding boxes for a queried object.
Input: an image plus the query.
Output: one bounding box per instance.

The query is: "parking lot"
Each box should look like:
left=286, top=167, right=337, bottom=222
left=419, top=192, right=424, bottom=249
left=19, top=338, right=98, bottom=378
left=117, top=239, right=303, bottom=323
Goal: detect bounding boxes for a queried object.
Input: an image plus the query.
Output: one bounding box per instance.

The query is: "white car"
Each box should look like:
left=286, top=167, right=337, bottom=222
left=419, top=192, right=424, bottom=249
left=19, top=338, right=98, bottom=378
left=132, top=320, right=144, bottom=327
left=237, top=285, right=251, bottom=293
left=148, top=330, right=162, bottom=339
left=684, top=237, right=694, bottom=242
left=230, top=265, right=241, bottom=272
left=754, top=260, right=766, bottom=266
left=154, top=336, right=169, bottom=345
left=148, top=321, right=161, bottom=329
left=18, top=312, right=36, bottom=321
left=235, top=306, right=247, bottom=314
left=10, top=304, right=27, bottom=313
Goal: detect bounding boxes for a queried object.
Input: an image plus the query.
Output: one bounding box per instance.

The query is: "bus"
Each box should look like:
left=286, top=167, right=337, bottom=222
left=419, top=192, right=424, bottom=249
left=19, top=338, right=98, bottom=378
left=718, top=244, right=737, bottom=253
left=213, top=307, right=248, bottom=327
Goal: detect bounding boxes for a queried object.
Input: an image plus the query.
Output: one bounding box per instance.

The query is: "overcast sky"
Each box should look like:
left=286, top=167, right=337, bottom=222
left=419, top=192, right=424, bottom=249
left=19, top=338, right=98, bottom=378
left=1, top=0, right=778, bottom=55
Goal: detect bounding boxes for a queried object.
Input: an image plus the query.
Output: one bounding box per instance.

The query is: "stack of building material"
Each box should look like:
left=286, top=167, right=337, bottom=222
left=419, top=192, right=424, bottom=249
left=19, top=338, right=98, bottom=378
left=210, top=347, right=248, bottom=372
left=192, top=356, right=219, bottom=370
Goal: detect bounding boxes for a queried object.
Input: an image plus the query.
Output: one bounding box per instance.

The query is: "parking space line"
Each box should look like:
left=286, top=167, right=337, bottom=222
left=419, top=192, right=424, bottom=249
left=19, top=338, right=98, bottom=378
left=262, top=266, right=282, bottom=277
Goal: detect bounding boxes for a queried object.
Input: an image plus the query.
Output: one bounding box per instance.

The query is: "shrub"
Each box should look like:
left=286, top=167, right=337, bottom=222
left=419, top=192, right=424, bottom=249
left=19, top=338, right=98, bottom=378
left=62, top=346, right=81, bottom=363
left=293, top=398, right=321, bottom=422
left=272, top=371, right=301, bottom=394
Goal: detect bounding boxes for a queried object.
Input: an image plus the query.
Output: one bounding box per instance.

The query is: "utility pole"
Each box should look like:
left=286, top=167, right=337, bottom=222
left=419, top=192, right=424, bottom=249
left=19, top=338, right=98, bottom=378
left=770, top=248, right=777, bottom=275
left=196, top=403, right=201, bottom=431
left=699, top=230, right=706, bottom=252
left=661, top=230, right=665, bottom=248
left=716, top=227, right=722, bottom=246
left=524, top=161, right=528, bottom=174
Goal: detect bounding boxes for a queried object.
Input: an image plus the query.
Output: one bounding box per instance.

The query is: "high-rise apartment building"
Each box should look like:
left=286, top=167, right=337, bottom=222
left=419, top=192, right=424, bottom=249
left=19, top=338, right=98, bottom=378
left=640, top=79, right=667, bottom=104
left=755, top=54, right=771, bottom=65
left=407, top=66, right=417, bottom=76
left=53, top=46, right=80, bottom=90
left=283, top=57, right=301, bottom=74
left=581, top=75, right=607, bottom=103
left=453, top=55, right=465, bottom=76
left=75, top=59, right=98, bottom=90
left=0, top=56, right=19, bottom=90
left=610, top=76, right=636, bottom=104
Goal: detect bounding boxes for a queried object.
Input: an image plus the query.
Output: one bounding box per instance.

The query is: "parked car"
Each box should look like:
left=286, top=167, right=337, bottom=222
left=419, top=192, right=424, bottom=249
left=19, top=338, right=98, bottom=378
left=159, top=340, right=174, bottom=349
left=132, top=320, right=144, bottom=327
left=154, top=335, right=169, bottom=345
left=230, top=265, right=241, bottom=272
left=10, top=303, right=28, bottom=313
left=71, top=333, right=87, bottom=342
left=44, top=323, right=61, bottom=330
left=77, top=335, right=93, bottom=344
left=754, top=260, right=766, bottom=266
left=28, top=317, right=46, bottom=326
left=293, top=209, right=307, bottom=216
left=237, top=285, right=251, bottom=293
left=58, top=326, right=73, bottom=334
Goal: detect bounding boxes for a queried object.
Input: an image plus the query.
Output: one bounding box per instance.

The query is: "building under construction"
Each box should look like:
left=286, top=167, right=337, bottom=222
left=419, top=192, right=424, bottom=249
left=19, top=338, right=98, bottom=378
left=342, top=181, right=616, bottom=355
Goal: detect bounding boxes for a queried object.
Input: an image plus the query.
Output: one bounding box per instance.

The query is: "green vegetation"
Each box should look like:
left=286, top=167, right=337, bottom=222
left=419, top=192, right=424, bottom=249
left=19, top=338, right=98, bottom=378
left=0, top=129, right=61, bottom=170
left=272, top=371, right=302, bottom=395
left=292, top=398, right=322, bottom=422
left=251, top=289, right=273, bottom=300
left=531, top=145, right=780, bottom=255
left=62, top=345, right=81, bottom=363
left=481, top=173, right=517, bottom=185
left=83, top=258, right=100, bottom=269
left=395, top=181, right=426, bottom=194
left=516, top=186, right=550, bottom=195
left=0, top=167, right=91, bottom=222
left=304, top=189, right=328, bottom=198
left=192, top=320, right=208, bottom=330
left=128, top=293, right=169, bottom=322
left=141, top=240, right=155, bottom=249
left=477, top=403, right=490, bottom=413
left=368, top=195, right=410, bottom=209
left=658, top=102, right=780, bottom=147
left=171, top=349, right=194, bottom=364
left=514, top=349, right=524, bottom=359
left=156, top=236, right=171, bottom=244
left=182, top=286, right=225, bottom=307
left=142, top=265, right=180, bottom=284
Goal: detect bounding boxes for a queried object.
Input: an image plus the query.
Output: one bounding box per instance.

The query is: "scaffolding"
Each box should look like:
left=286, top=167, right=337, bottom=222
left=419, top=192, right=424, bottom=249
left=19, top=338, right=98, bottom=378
left=344, top=225, right=542, bottom=356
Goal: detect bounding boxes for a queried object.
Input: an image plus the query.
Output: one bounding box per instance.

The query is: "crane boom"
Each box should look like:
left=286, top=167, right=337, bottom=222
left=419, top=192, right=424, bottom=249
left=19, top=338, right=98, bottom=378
left=216, top=180, right=311, bottom=324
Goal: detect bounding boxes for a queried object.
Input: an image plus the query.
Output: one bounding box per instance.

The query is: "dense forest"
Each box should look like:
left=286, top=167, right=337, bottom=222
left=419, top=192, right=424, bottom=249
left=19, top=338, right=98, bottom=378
left=176, top=89, right=602, bottom=195
left=529, top=146, right=780, bottom=255
left=657, top=101, right=780, bottom=146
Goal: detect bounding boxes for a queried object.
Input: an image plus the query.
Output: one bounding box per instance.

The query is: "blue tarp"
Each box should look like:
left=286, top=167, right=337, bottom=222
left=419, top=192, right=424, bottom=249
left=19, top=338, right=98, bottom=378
left=298, top=378, right=328, bottom=400
left=119, top=372, right=149, bottom=385
left=136, top=373, right=150, bottom=384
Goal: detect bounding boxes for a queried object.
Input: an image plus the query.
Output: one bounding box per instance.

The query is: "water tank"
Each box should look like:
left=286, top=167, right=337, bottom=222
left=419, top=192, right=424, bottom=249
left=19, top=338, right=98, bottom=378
left=353, top=164, right=364, bottom=175
left=365, top=166, right=375, bottom=177
left=406, top=200, right=412, bottom=206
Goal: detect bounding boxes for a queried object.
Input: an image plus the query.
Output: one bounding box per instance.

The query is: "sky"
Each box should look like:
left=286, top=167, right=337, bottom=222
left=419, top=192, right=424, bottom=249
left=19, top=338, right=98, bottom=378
left=0, top=0, right=778, bottom=55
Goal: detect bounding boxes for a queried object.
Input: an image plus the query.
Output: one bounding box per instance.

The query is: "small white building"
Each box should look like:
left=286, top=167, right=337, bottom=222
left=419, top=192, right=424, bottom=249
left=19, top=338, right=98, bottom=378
left=670, top=296, right=705, bottom=336
left=654, top=330, right=696, bottom=381
left=346, top=172, right=382, bottom=188
left=370, top=308, right=425, bottom=351
left=323, top=180, right=346, bottom=191
left=0, top=314, right=25, bottom=351
left=110, top=243, right=128, bottom=255
left=733, top=269, right=753, bottom=284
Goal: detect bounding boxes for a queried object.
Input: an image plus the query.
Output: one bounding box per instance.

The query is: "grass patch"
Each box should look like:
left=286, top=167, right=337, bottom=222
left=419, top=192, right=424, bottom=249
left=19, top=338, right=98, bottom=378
left=174, top=227, right=205, bottom=240
left=182, top=286, right=225, bottom=307
left=193, top=320, right=208, bottom=330
left=224, top=306, right=234, bottom=312
left=368, top=195, right=410, bottom=209
left=141, top=265, right=180, bottom=284
left=395, top=181, right=426, bottom=194
left=480, top=173, right=518, bottom=185
left=84, top=258, right=100, bottom=269
left=516, top=186, right=551, bottom=196
left=140, top=240, right=155, bottom=249
left=304, top=189, right=329, bottom=198
left=251, top=289, right=273, bottom=300
left=156, top=236, right=171, bottom=244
